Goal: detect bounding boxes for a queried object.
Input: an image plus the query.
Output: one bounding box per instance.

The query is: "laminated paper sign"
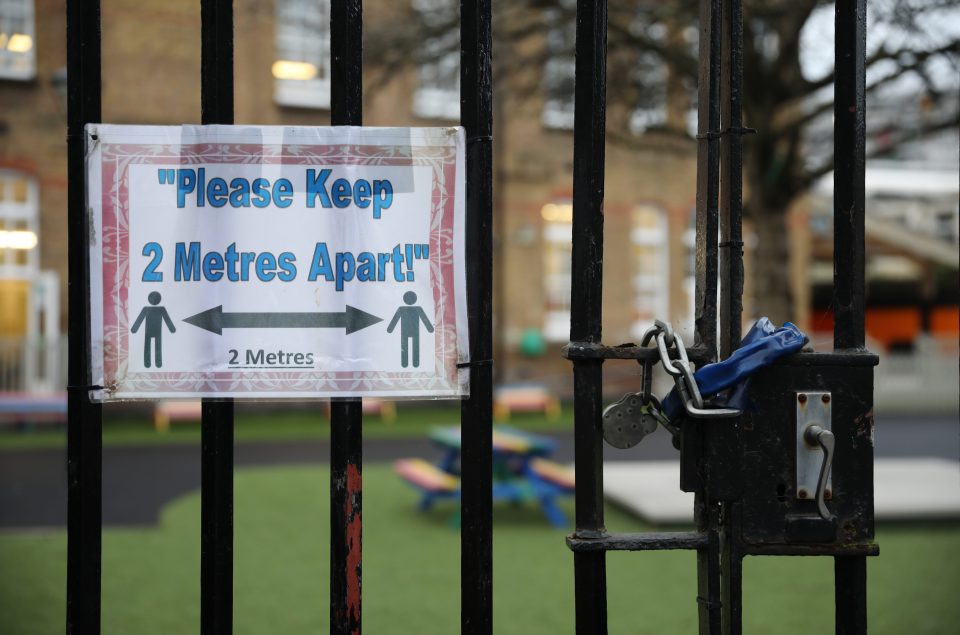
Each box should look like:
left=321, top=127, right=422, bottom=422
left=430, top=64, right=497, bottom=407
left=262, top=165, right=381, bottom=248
left=87, top=125, right=468, bottom=399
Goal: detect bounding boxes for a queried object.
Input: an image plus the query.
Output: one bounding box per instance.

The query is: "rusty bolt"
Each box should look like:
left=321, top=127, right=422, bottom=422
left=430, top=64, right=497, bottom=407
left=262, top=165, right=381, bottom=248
left=822, top=394, right=831, bottom=404
left=798, top=394, right=807, bottom=404
left=798, top=490, right=808, bottom=499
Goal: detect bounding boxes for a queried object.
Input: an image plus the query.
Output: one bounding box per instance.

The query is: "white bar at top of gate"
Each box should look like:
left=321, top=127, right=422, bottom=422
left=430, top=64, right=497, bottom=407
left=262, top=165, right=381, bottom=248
left=87, top=125, right=468, bottom=400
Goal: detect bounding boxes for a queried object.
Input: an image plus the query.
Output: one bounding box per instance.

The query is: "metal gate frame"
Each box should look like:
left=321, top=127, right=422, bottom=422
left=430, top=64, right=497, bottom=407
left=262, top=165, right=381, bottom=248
left=563, top=0, right=872, bottom=634
left=65, top=1, right=494, bottom=634
left=66, top=0, right=871, bottom=633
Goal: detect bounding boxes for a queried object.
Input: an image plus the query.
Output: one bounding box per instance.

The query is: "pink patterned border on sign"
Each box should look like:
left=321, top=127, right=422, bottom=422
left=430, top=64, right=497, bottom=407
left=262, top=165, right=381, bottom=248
left=97, top=142, right=461, bottom=397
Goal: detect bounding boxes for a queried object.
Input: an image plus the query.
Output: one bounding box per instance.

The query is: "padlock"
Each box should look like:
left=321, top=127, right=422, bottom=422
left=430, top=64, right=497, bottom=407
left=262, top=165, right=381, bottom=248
left=602, top=392, right=661, bottom=449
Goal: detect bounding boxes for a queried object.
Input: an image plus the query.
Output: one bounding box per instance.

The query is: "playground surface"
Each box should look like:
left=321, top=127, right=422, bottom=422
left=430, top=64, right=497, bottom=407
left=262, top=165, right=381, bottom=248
left=1, top=464, right=959, bottom=635
left=1, top=407, right=958, bottom=633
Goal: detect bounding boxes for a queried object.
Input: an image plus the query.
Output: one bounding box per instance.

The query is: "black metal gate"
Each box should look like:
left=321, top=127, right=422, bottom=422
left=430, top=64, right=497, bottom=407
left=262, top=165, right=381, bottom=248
left=65, top=1, right=493, bottom=634
left=67, top=1, right=873, bottom=634
left=564, top=1, right=875, bottom=634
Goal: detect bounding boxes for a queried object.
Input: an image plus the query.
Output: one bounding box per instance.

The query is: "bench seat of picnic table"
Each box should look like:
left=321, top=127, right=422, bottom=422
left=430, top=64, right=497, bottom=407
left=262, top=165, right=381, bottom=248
left=394, top=458, right=460, bottom=494
left=528, top=458, right=575, bottom=491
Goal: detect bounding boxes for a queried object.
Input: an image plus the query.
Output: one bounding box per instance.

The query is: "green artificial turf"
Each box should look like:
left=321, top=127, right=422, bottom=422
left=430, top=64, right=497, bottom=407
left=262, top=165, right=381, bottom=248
left=1, top=464, right=958, bottom=634
left=0, top=405, right=572, bottom=450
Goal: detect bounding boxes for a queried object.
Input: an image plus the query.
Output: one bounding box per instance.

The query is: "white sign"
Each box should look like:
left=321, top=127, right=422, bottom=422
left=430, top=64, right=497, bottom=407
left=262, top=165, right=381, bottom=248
left=87, top=125, right=468, bottom=399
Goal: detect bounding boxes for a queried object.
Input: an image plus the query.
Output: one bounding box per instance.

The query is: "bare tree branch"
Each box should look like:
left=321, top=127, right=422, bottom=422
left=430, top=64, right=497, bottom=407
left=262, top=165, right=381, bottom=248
left=773, top=40, right=960, bottom=136
left=798, top=108, right=960, bottom=191
left=804, top=39, right=959, bottom=95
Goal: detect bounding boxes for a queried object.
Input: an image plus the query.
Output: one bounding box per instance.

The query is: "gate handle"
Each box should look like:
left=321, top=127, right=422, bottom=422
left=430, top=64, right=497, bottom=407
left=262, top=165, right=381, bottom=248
left=803, top=424, right=835, bottom=520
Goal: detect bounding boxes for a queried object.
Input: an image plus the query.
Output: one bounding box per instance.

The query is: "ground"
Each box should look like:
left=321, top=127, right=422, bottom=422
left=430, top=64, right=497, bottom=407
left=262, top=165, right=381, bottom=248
left=0, top=407, right=958, bottom=633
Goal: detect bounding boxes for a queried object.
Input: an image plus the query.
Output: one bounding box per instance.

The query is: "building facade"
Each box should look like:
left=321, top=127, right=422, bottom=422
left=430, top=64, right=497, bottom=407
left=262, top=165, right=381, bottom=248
left=1, top=0, right=755, bottom=394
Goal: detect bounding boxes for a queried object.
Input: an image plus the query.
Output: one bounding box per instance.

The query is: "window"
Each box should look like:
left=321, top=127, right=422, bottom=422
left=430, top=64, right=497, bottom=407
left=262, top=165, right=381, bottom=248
left=0, top=0, right=35, bottom=80
left=542, top=9, right=693, bottom=134
left=273, top=0, right=331, bottom=109
left=0, top=170, right=60, bottom=392
left=542, top=2, right=576, bottom=129
left=412, top=0, right=459, bottom=120
left=626, top=20, right=701, bottom=135
left=0, top=170, right=39, bottom=274
left=630, top=204, right=669, bottom=339
left=541, top=202, right=573, bottom=342
left=681, top=219, right=696, bottom=343
left=628, top=51, right=668, bottom=134
left=936, top=209, right=959, bottom=244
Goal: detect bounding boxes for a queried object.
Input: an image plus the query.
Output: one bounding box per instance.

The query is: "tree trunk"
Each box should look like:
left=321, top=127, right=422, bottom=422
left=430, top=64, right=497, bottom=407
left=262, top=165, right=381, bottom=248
left=751, top=204, right=795, bottom=325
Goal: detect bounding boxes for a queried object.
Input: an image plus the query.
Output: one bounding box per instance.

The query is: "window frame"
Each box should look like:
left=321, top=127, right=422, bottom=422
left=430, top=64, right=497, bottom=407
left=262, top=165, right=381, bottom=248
left=541, top=202, right=574, bottom=342
left=0, top=169, right=40, bottom=275
left=273, top=0, right=331, bottom=110
left=0, top=0, right=37, bottom=81
left=411, top=0, right=460, bottom=120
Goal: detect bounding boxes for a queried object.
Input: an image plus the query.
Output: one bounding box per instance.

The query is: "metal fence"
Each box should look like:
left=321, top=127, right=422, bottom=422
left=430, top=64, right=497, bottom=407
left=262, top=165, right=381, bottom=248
left=65, top=1, right=880, bottom=634
left=65, top=1, right=493, bottom=634
left=563, top=1, right=874, bottom=634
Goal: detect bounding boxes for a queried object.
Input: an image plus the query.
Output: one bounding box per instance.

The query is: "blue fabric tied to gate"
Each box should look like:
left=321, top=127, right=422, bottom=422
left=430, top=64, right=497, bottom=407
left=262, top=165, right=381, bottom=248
left=661, top=318, right=809, bottom=420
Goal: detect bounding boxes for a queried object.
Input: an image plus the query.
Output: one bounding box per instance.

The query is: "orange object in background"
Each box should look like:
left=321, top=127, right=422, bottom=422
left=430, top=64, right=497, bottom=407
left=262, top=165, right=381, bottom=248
left=929, top=306, right=960, bottom=336
left=810, top=309, right=834, bottom=334
left=865, top=307, right=922, bottom=349
left=809, top=307, right=941, bottom=350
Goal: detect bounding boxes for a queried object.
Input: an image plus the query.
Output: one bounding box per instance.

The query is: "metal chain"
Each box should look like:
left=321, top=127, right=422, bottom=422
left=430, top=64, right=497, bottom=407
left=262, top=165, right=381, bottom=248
left=641, top=320, right=739, bottom=420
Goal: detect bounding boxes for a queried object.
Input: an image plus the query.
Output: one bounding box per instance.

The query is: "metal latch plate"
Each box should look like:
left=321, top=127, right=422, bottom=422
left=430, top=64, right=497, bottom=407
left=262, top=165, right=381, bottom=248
left=796, top=392, right=832, bottom=501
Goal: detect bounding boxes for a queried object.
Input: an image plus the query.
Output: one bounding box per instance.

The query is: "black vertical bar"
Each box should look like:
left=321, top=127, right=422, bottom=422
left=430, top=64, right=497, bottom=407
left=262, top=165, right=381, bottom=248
left=460, top=0, right=494, bottom=633
left=570, top=2, right=606, bottom=346
left=832, top=0, right=867, bottom=351
left=694, top=2, right=723, bottom=632
left=718, top=2, right=745, bottom=629
left=694, top=0, right=722, bottom=358
left=720, top=504, right=743, bottom=635
left=329, top=401, right=362, bottom=634
left=331, top=0, right=363, bottom=124
left=200, top=2, right=235, bottom=634
left=201, top=0, right=234, bottom=124
left=835, top=556, right=868, bottom=635
left=694, top=495, right=722, bottom=635
left=718, top=0, right=744, bottom=359
left=200, top=401, right=234, bottom=635
left=718, top=2, right=744, bottom=626
left=834, top=1, right=868, bottom=631
left=66, top=1, right=102, bottom=633
left=720, top=547, right=743, bottom=635
left=330, top=1, right=363, bottom=633
left=570, top=0, right=608, bottom=633
left=572, top=360, right=606, bottom=635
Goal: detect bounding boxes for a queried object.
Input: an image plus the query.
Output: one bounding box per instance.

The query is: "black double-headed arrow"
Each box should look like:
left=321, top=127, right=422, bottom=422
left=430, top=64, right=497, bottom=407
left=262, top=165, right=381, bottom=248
left=183, top=305, right=383, bottom=335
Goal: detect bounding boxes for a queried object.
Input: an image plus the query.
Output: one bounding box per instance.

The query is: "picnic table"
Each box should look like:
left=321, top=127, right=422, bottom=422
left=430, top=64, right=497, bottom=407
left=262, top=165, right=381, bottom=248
left=395, top=425, right=575, bottom=528
left=0, top=392, right=67, bottom=428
